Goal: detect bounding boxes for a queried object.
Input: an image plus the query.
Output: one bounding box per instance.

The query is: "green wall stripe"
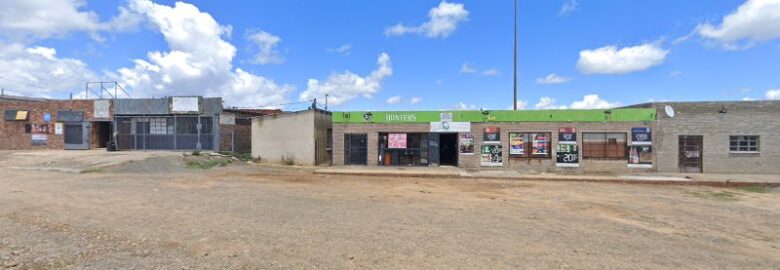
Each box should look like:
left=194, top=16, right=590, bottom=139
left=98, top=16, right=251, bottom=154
left=332, top=109, right=656, bottom=123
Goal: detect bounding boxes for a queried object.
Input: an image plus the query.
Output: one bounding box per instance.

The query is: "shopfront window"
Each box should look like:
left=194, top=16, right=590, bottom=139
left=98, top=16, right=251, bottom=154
left=583, top=133, right=627, bottom=159
left=509, top=132, right=552, bottom=158
left=378, top=133, right=428, bottom=166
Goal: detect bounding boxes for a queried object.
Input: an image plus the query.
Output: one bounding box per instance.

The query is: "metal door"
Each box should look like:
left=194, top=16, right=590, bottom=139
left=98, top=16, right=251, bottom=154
left=64, top=122, right=90, bottom=150
left=344, top=134, right=367, bottom=165
left=678, top=135, right=703, bottom=173
left=428, top=133, right=440, bottom=166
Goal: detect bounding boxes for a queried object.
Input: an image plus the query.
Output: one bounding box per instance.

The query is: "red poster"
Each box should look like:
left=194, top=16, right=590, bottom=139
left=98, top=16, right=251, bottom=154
left=388, top=133, right=407, bottom=149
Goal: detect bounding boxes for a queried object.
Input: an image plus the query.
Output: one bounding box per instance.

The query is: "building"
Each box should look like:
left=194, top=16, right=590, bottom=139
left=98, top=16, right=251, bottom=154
left=251, top=109, right=332, bottom=166
left=220, top=108, right=282, bottom=153
left=331, top=109, right=657, bottom=173
left=625, top=100, right=780, bottom=174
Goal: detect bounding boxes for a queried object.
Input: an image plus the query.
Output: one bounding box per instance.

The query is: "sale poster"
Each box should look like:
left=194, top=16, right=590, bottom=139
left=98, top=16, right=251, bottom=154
left=388, top=133, right=407, bottom=149
left=531, top=133, right=548, bottom=156
left=480, top=145, right=503, bottom=167
left=509, top=133, right=524, bottom=155
left=483, top=127, right=501, bottom=144
left=459, top=133, right=474, bottom=155
left=556, top=144, right=579, bottom=167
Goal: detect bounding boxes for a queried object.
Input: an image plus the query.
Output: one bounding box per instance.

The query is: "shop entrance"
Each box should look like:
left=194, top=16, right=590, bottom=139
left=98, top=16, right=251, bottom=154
left=678, top=135, right=703, bottom=173
left=94, top=121, right=111, bottom=148
left=439, top=133, right=458, bottom=166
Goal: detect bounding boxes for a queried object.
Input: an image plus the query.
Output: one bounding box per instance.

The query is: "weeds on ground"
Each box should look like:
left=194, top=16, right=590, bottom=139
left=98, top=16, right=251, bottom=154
left=281, top=154, right=296, bottom=166
left=81, top=168, right=105, bottom=174
left=687, top=190, right=742, bottom=201
left=735, top=185, right=771, bottom=193
left=191, top=150, right=201, bottom=156
left=186, top=158, right=232, bottom=169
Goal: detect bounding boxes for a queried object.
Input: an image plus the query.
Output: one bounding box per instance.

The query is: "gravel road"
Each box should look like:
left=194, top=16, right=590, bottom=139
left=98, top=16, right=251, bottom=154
left=0, top=156, right=778, bottom=269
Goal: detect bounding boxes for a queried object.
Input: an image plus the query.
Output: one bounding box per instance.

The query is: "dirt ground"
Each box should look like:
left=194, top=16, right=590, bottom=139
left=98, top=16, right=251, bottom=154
left=0, top=153, right=778, bottom=269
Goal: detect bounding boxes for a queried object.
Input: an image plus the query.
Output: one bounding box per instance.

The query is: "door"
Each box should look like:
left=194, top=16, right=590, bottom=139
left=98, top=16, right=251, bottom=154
left=344, top=134, right=368, bottom=165
left=428, top=133, right=440, bottom=166
left=678, top=135, right=703, bottom=173
left=64, top=122, right=90, bottom=150
left=439, top=133, right=458, bottom=166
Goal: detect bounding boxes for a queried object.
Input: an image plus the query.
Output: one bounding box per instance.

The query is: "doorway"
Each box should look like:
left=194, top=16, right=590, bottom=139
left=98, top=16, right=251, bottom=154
left=678, top=135, right=703, bottom=173
left=94, top=121, right=111, bottom=148
left=439, top=133, right=458, bottom=166
left=64, top=122, right=90, bottom=150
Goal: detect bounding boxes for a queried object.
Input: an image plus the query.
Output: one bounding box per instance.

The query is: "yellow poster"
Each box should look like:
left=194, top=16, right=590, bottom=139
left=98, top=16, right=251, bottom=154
left=15, top=110, right=28, bottom=120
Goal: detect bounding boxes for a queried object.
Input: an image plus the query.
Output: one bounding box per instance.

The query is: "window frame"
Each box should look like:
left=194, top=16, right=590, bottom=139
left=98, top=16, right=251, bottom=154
left=729, top=135, right=760, bottom=153
left=582, top=132, right=628, bottom=160
left=508, top=132, right=552, bottom=159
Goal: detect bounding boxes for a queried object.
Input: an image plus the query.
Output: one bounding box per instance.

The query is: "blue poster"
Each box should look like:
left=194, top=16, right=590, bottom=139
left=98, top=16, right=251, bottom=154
left=43, top=112, right=51, bottom=123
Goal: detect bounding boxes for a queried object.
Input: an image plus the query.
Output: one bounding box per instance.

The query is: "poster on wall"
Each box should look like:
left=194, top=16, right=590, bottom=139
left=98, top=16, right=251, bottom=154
left=556, top=144, right=580, bottom=167
left=430, top=122, right=471, bottom=132
left=171, top=97, right=201, bottom=113
left=483, top=127, right=501, bottom=144
left=628, top=145, right=653, bottom=168
left=531, top=133, right=549, bottom=156
left=459, top=133, right=475, bottom=155
left=32, top=134, right=47, bottom=145
left=558, top=127, right=576, bottom=144
left=32, top=124, right=49, bottom=134
left=509, top=133, right=524, bottom=155
left=631, top=127, right=652, bottom=145
left=43, top=112, right=52, bottom=123
left=480, top=145, right=503, bottom=166
left=55, top=123, right=63, bottom=135
left=94, top=100, right=110, bottom=119
left=388, top=133, right=407, bottom=149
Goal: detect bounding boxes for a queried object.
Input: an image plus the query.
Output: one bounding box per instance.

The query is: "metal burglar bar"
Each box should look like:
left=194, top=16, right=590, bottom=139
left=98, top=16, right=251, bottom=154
left=344, top=134, right=368, bottom=165
left=114, top=116, right=214, bottom=151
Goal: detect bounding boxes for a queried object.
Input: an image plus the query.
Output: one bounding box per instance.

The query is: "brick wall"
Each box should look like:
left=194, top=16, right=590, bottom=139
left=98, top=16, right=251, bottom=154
left=0, top=98, right=112, bottom=150
left=333, top=121, right=656, bottom=173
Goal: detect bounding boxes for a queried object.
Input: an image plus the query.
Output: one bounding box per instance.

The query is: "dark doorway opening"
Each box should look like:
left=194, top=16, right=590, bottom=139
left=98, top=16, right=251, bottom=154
left=95, top=122, right=111, bottom=148
left=439, top=133, right=458, bottom=166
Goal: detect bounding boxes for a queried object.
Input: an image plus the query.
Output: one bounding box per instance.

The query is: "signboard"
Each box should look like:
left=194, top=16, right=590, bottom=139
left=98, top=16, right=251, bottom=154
left=94, top=100, right=110, bottom=119
left=56, top=111, right=84, bottom=122
left=558, top=127, right=577, bottom=144
left=55, top=123, right=63, bottom=135
left=440, top=112, right=453, bottom=122
left=459, top=133, right=474, bottom=155
left=388, top=133, right=407, bottom=149
left=43, top=112, right=52, bottom=123
left=556, top=144, right=580, bottom=167
left=480, top=145, right=503, bottom=167
left=483, top=127, right=501, bottom=144
left=383, top=113, right=416, bottom=122
left=171, top=97, right=201, bottom=113
left=628, top=145, right=653, bottom=168
left=430, top=122, right=471, bottom=133
left=32, top=134, right=47, bottom=145
left=509, top=133, right=525, bottom=155
left=332, top=109, right=658, bottom=124
left=220, top=112, right=236, bottom=125
left=631, top=127, right=652, bottom=145
left=531, top=133, right=549, bottom=156
left=15, top=110, right=28, bottom=120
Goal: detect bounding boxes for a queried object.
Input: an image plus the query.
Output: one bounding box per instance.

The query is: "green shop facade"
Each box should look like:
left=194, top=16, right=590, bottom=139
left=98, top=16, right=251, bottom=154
left=331, top=109, right=657, bottom=173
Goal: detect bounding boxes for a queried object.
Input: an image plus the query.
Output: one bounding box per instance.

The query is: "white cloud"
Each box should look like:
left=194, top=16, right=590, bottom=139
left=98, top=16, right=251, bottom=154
left=385, top=1, right=469, bottom=38
left=559, top=0, right=579, bottom=17
left=536, top=73, right=572, bottom=84
left=115, top=0, right=292, bottom=107
left=327, top=44, right=352, bottom=56
left=742, top=97, right=755, bottom=101
left=0, top=0, right=141, bottom=40
left=577, top=43, right=669, bottom=74
left=0, top=42, right=94, bottom=97
left=386, top=95, right=402, bottom=105
left=456, top=102, right=477, bottom=110
left=767, top=89, right=780, bottom=100
left=246, top=30, right=285, bottom=65
left=697, top=0, right=780, bottom=49
left=534, top=94, right=619, bottom=110
left=410, top=96, right=422, bottom=104
left=299, top=53, right=392, bottom=106
left=509, top=100, right=528, bottom=110
left=460, top=63, right=498, bottom=76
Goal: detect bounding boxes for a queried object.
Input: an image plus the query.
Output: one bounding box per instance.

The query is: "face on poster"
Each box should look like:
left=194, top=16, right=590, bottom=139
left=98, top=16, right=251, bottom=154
left=388, top=133, right=407, bottom=149
left=531, top=133, right=548, bottom=155
left=459, top=133, right=475, bottom=154
left=509, top=133, right=524, bottom=155
left=480, top=145, right=503, bottom=166
left=483, top=127, right=501, bottom=143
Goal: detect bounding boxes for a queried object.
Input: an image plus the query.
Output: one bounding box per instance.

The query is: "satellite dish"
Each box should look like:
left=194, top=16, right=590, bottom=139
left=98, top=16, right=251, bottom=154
left=664, top=105, right=675, bottom=118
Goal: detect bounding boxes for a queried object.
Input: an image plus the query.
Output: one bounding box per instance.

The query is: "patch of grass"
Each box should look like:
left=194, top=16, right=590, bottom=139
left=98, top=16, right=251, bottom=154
left=81, top=168, right=105, bottom=174
left=191, top=150, right=201, bottom=156
left=687, top=190, right=742, bottom=201
left=185, top=158, right=232, bottom=169
left=735, top=185, right=771, bottom=193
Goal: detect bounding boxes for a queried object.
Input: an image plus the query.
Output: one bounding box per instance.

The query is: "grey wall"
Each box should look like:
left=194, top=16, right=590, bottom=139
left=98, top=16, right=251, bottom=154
left=650, top=101, right=780, bottom=174
left=115, top=97, right=222, bottom=115
left=252, top=110, right=331, bottom=166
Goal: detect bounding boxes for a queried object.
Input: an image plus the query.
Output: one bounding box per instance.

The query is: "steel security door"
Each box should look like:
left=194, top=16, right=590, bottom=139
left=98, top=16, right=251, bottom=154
left=64, top=122, right=90, bottom=150
left=678, top=135, right=703, bottom=173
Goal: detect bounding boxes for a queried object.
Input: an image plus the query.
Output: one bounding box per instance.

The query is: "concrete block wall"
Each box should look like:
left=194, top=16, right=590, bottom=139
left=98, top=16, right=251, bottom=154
left=333, top=121, right=656, bottom=174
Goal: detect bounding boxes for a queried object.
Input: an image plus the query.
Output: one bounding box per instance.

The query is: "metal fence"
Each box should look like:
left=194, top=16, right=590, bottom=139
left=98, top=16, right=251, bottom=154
left=115, top=116, right=215, bottom=151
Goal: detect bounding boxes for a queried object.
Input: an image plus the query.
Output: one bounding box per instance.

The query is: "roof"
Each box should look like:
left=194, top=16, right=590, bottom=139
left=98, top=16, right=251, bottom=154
left=332, top=109, right=656, bottom=124
left=223, top=108, right=283, bottom=116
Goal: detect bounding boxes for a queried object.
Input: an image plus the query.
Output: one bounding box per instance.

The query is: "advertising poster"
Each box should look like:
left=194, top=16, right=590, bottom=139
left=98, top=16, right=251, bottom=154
left=94, top=100, right=110, bottom=119
left=55, top=123, right=63, bottom=135
left=43, top=112, right=52, bottom=123
left=483, top=127, right=501, bottom=144
left=480, top=145, right=503, bottom=167
left=558, top=127, right=576, bottom=145
left=459, top=133, right=475, bottom=155
left=32, top=134, right=47, bottom=145
left=509, top=133, right=524, bottom=155
left=631, top=127, right=652, bottom=145
left=32, top=124, right=49, bottom=134
left=556, top=144, right=579, bottom=167
left=388, top=133, right=407, bottom=149
left=531, top=133, right=549, bottom=156
left=628, top=146, right=653, bottom=168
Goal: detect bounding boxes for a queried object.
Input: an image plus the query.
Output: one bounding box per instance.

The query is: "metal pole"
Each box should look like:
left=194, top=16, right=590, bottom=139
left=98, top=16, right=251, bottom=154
left=325, top=94, right=329, bottom=110
left=513, top=0, right=518, bottom=110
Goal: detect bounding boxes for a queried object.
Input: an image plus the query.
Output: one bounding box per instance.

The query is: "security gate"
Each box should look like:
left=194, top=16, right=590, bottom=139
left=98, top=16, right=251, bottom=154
left=344, top=134, right=367, bottom=165
left=64, top=122, right=90, bottom=150
left=678, top=135, right=703, bottom=173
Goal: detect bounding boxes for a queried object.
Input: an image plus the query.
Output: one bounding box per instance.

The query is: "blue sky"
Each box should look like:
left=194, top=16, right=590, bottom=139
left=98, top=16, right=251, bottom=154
left=1, top=0, right=779, bottom=111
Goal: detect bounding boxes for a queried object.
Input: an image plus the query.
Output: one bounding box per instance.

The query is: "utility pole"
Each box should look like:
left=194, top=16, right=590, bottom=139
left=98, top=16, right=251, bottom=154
left=513, top=0, right=518, bottom=110
left=325, top=94, right=329, bottom=110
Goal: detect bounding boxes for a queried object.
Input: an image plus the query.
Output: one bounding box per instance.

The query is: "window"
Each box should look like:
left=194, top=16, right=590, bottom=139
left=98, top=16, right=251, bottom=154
left=149, top=118, right=172, bottom=135
left=378, top=133, right=428, bottom=166
left=583, top=133, right=627, bottom=159
left=729, top=136, right=759, bottom=152
left=508, top=132, right=552, bottom=158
